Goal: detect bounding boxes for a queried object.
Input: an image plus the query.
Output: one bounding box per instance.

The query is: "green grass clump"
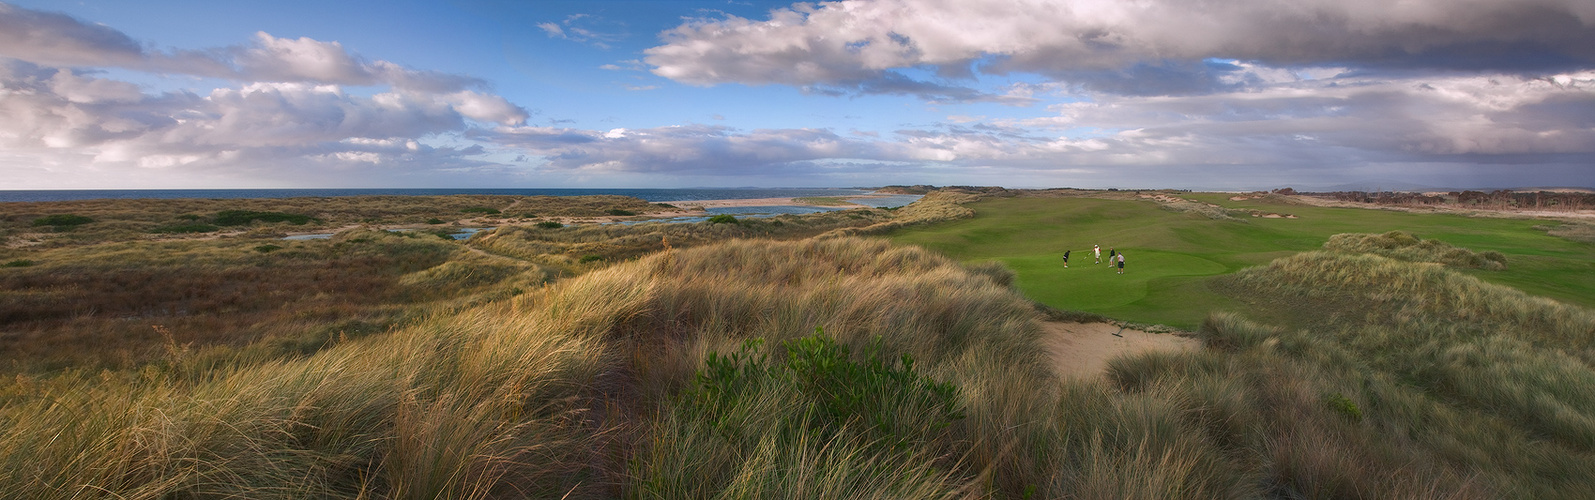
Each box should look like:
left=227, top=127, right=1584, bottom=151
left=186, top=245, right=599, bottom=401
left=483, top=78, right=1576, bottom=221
left=150, top=223, right=220, bottom=234
left=577, top=254, right=603, bottom=263
left=1325, top=393, right=1362, bottom=422
left=214, top=210, right=311, bottom=226
left=706, top=214, right=738, bottom=224
left=534, top=221, right=563, bottom=229
left=692, top=332, right=963, bottom=448
left=2, top=259, right=34, bottom=268
left=425, top=218, right=444, bottom=224
left=460, top=206, right=501, bottom=215
left=253, top=244, right=282, bottom=253
left=30, top=214, right=94, bottom=227
left=606, top=209, right=636, bottom=216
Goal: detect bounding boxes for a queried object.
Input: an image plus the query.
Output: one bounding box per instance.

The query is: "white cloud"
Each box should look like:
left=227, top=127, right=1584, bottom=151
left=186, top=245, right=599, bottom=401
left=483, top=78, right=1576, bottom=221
left=646, top=0, right=1595, bottom=95
left=0, top=4, right=495, bottom=92
left=537, top=22, right=566, bottom=38
left=537, top=14, right=625, bottom=49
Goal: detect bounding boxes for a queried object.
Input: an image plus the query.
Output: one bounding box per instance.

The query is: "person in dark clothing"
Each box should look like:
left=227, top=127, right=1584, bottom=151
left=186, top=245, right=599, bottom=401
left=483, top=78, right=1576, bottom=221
left=1062, top=250, right=1070, bottom=268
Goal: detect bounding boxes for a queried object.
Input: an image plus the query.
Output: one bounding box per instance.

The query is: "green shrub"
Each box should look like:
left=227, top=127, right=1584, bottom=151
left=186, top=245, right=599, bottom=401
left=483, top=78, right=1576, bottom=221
left=30, top=214, right=94, bottom=227
left=2, top=259, right=35, bottom=268
left=578, top=254, right=604, bottom=263
left=214, top=210, right=311, bottom=226
left=706, top=214, right=738, bottom=224
left=150, top=223, right=220, bottom=234
left=176, top=214, right=202, bottom=221
left=607, top=209, right=636, bottom=216
left=253, top=244, right=283, bottom=253
left=425, top=218, right=444, bottom=225
left=535, top=221, right=564, bottom=229
left=460, top=207, right=501, bottom=215
left=654, top=203, right=678, bottom=209
left=694, top=330, right=964, bottom=450
left=1326, top=392, right=1362, bottom=422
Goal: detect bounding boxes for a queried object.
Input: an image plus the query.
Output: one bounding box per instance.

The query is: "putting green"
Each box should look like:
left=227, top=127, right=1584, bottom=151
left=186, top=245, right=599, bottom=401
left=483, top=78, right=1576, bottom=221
left=890, top=195, right=1595, bottom=328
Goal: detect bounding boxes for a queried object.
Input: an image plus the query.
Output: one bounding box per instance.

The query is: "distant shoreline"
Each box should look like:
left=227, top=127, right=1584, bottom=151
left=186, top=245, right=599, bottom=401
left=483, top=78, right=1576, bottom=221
left=0, top=187, right=882, bottom=203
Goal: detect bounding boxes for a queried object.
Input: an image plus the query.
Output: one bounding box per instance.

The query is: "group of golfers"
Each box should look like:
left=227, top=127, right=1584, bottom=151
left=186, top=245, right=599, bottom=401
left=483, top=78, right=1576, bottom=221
left=1061, top=244, right=1126, bottom=274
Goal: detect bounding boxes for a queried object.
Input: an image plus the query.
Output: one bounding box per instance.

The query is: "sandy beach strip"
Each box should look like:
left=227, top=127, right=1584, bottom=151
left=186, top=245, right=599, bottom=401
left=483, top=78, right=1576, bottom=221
left=658, top=194, right=897, bottom=208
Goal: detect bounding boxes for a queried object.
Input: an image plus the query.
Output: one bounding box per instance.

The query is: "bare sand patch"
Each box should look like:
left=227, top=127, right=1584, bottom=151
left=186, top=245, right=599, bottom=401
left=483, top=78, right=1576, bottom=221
left=1041, top=321, right=1199, bottom=378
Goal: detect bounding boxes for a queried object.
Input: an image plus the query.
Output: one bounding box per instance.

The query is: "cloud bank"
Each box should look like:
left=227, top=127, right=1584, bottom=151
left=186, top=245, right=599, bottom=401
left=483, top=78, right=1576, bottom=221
left=0, top=3, right=530, bottom=187
left=646, top=0, right=1595, bottom=93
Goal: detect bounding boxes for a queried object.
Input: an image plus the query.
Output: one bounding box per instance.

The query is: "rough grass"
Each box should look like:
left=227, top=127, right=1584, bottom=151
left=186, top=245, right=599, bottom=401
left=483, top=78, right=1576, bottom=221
left=0, top=238, right=1064, bottom=498
left=1324, top=230, right=1508, bottom=269
left=1193, top=250, right=1595, bottom=498
left=0, top=230, right=532, bottom=373
left=1, top=195, right=668, bottom=248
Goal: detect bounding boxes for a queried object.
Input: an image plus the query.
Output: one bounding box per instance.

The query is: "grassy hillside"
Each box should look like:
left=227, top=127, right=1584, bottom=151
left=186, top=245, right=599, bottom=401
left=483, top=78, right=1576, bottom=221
left=0, top=238, right=1065, bottom=498
left=5, top=191, right=1593, bottom=498
left=890, top=194, right=1595, bottom=328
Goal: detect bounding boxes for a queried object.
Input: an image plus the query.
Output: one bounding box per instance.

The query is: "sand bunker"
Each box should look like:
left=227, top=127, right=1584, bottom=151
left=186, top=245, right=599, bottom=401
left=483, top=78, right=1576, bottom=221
left=1041, top=321, right=1199, bottom=378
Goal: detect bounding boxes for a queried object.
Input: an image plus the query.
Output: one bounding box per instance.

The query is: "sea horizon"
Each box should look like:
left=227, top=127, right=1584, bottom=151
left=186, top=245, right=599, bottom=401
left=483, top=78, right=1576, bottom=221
left=0, top=187, right=885, bottom=203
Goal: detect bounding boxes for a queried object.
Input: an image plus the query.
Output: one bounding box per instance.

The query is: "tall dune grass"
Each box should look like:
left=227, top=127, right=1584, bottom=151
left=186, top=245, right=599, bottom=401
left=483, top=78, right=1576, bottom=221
left=6, top=227, right=1591, bottom=497
left=1324, top=230, right=1508, bottom=269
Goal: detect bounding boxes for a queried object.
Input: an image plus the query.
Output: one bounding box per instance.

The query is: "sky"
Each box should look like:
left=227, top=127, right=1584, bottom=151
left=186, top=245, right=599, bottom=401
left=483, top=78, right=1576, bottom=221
left=0, top=0, right=1591, bottom=190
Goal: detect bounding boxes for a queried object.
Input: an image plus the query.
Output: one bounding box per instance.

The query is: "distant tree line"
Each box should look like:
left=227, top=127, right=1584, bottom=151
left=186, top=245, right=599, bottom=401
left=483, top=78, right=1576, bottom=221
left=1279, top=188, right=1593, bottom=211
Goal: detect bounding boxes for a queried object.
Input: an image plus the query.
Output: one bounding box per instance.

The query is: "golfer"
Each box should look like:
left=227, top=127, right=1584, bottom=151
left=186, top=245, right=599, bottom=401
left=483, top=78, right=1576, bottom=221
left=1093, top=245, right=1101, bottom=264
left=1116, top=252, right=1126, bottom=274
left=1062, top=250, right=1070, bottom=268
left=1108, top=247, right=1116, bottom=265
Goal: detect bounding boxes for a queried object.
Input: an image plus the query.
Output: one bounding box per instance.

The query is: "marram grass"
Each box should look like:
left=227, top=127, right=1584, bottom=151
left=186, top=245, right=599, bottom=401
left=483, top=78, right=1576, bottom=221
left=4, top=231, right=1593, bottom=498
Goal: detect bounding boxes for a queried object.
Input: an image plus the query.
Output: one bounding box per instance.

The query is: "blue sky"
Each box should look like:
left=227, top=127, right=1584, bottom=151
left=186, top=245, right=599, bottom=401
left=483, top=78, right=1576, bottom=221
left=1, top=0, right=1591, bottom=189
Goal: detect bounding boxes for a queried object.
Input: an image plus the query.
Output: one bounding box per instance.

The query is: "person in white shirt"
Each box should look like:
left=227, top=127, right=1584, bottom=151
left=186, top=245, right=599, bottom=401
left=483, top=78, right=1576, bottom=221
left=1093, top=245, right=1101, bottom=264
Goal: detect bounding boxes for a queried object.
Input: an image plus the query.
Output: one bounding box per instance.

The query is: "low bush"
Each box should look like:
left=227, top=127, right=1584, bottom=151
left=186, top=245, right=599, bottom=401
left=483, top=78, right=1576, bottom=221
left=214, top=210, right=312, bottom=226
left=425, top=218, right=444, bottom=224
left=578, top=254, right=604, bottom=263
left=151, top=223, right=219, bottom=234
left=607, top=209, right=636, bottom=216
left=706, top=214, right=738, bottom=224
left=2, top=260, right=34, bottom=268
left=253, top=245, right=282, bottom=253
left=30, top=214, right=94, bottom=227
left=535, top=221, right=564, bottom=229
left=460, top=207, right=501, bottom=215
left=688, top=332, right=964, bottom=453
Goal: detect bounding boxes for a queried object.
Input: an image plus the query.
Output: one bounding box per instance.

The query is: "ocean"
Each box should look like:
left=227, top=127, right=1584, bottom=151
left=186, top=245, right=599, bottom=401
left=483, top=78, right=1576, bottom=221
left=0, top=188, right=881, bottom=203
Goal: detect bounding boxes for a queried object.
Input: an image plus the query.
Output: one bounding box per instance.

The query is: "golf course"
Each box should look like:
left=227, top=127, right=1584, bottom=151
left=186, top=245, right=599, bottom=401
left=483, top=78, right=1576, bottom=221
left=891, top=193, right=1595, bottom=329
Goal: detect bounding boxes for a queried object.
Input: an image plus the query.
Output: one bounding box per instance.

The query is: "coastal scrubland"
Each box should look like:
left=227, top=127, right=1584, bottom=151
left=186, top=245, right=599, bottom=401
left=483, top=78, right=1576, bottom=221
left=0, top=194, right=672, bottom=248
left=2, top=188, right=1593, bottom=498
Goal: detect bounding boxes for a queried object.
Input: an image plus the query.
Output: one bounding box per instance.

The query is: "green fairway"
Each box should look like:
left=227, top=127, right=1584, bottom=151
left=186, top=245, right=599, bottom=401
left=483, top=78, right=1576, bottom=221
left=890, top=195, right=1595, bottom=328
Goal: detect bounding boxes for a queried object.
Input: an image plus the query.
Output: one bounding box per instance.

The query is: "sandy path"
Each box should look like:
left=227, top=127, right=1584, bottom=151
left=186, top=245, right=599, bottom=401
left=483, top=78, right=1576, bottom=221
left=1041, top=321, right=1199, bottom=378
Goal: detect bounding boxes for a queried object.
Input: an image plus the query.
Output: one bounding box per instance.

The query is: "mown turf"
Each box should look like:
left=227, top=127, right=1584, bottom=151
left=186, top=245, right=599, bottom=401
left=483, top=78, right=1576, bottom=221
left=890, top=195, right=1595, bottom=328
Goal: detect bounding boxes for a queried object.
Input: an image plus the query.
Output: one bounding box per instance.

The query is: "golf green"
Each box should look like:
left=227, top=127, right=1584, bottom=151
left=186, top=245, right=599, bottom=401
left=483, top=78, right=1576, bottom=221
left=890, top=195, right=1595, bottom=329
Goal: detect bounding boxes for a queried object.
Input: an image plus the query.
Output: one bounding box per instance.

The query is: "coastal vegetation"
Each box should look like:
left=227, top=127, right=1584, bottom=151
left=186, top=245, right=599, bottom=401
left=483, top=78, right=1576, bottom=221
left=1, top=189, right=1592, bottom=498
